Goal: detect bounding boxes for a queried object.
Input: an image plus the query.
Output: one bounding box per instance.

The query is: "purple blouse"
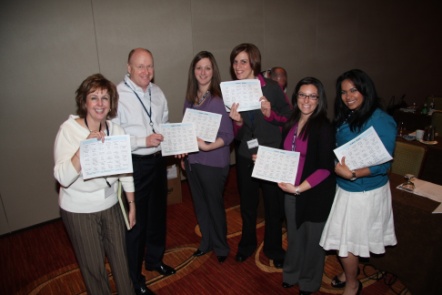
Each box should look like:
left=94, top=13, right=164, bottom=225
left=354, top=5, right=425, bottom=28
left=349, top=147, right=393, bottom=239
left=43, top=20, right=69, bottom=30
left=184, top=94, right=234, bottom=168
left=284, top=123, right=330, bottom=186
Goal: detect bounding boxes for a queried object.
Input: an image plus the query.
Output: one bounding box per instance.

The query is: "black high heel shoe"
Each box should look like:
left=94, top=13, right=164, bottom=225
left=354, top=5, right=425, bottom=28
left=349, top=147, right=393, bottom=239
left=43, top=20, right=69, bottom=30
left=331, top=275, right=346, bottom=288
left=331, top=268, right=360, bottom=288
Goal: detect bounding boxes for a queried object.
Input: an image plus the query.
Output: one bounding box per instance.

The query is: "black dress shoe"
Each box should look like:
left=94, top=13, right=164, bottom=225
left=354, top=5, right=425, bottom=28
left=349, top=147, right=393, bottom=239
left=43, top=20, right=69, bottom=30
left=282, top=282, right=294, bottom=288
left=193, top=249, right=207, bottom=257
left=273, top=259, right=284, bottom=268
left=135, top=286, right=155, bottom=295
left=217, top=256, right=227, bottom=263
left=149, top=263, right=176, bottom=276
left=235, top=253, right=249, bottom=262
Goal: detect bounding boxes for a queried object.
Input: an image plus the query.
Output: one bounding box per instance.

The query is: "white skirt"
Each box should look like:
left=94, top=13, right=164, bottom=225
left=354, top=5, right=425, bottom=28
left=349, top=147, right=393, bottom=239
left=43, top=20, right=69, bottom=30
left=319, top=182, right=397, bottom=258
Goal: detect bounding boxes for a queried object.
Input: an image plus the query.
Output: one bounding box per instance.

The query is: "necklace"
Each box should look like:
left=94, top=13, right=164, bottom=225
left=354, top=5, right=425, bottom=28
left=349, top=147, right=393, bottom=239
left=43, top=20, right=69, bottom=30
left=196, top=91, right=209, bottom=106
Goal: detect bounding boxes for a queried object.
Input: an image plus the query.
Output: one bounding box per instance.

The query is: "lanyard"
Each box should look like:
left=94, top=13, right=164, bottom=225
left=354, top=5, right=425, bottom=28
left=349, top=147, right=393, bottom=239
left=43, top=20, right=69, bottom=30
left=124, top=81, right=156, bottom=133
left=291, top=125, right=298, bottom=151
left=84, top=118, right=109, bottom=135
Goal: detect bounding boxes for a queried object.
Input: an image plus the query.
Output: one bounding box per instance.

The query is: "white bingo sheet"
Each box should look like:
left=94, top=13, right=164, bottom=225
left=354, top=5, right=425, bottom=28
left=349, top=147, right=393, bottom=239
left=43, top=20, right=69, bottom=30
left=252, top=145, right=300, bottom=184
left=221, top=79, right=263, bottom=112
left=80, top=134, right=133, bottom=180
left=333, top=126, right=393, bottom=170
left=159, top=123, right=199, bottom=156
left=182, top=108, right=221, bottom=143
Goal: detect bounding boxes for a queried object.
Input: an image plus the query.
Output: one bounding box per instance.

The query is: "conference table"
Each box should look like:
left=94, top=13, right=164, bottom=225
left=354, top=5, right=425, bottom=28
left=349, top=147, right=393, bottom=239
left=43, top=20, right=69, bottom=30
left=369, top=173, right=442, bottom=295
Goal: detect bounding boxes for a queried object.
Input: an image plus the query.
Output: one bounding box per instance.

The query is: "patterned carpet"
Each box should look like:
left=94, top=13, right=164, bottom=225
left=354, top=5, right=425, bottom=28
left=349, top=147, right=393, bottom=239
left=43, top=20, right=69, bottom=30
left=3, top=166, right=410, bottom=295
left=15, top=205, right=409, bottom=295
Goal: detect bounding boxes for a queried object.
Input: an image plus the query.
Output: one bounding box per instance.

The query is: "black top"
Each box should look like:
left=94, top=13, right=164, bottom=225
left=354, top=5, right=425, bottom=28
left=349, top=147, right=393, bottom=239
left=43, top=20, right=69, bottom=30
left=236, top=77, right=291, bottom=158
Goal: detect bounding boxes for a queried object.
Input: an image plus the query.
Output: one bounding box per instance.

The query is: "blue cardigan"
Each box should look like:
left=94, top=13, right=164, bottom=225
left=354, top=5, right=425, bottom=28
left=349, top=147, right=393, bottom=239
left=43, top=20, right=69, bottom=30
left=336, top=108, right=397, bottom=192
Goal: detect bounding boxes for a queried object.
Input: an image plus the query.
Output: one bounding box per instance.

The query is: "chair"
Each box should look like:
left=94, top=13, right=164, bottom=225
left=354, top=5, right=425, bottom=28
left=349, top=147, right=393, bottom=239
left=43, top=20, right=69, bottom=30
left=391, top=141, right=426, bottom=177
left=431, top=111, right=442, bottom=136
left=427, top=96, right=442, bottom=110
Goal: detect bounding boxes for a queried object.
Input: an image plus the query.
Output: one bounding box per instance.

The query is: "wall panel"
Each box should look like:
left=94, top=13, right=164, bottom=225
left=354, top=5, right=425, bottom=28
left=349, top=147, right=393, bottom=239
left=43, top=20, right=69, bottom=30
left=191, top=0, right=265, bottom=82
left=0, top=0, right=100, bottom=234
left=91, top=0, right=194, bottom=122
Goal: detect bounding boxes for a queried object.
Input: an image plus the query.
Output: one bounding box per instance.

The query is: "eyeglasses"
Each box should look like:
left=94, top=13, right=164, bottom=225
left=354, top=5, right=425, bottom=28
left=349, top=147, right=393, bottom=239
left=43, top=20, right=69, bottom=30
left=297, top=93, right=319, bottom=101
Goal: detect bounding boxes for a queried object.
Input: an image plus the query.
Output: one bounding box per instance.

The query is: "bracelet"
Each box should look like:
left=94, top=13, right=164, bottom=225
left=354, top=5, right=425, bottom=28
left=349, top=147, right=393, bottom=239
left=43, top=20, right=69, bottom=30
left=293, top=186, right=301, bottom=196
left=128, top=200, right=135, bottom=204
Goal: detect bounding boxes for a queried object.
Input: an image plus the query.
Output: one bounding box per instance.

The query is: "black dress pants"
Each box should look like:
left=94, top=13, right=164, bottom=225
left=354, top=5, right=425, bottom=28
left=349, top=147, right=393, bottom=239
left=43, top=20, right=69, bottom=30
left=236, top=154, right=285, bottom=260
left=126, top=154, right=167, bottom=288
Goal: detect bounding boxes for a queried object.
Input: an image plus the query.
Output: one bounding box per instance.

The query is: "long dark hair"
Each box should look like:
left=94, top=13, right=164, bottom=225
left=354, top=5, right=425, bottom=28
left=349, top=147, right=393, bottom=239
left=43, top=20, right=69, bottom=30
left=284, top=77, right=328, bottom=139
left=334, top=69, right=380, bottom=132
left=185, top=51, right=222, bottom=103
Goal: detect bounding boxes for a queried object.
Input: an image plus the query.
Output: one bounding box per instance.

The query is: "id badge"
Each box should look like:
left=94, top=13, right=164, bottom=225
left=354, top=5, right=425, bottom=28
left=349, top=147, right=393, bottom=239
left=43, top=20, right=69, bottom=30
left=247, top=138, right=259, bottom=150
left=104, top=183, right=114, bottom=199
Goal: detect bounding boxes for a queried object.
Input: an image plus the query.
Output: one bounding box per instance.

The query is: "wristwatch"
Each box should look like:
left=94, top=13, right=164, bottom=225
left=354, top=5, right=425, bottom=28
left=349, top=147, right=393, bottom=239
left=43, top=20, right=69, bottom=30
left=350, top=170, right=357, bottom=181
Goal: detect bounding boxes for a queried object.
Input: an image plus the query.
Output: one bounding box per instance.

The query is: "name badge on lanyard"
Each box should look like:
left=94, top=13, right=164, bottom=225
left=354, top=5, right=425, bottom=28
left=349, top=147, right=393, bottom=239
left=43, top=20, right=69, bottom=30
left=104, top=183, right=114, bottom=199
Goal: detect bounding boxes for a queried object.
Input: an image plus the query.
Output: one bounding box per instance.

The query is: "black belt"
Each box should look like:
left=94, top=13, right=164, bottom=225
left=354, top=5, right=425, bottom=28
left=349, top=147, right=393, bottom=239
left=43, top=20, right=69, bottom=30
left=132, top=151, right=162, bottom=160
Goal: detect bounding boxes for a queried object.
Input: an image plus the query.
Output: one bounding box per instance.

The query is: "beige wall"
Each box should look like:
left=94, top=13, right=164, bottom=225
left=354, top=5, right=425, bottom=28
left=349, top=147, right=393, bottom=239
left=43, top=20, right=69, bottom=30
left=1, top=0, right=441, bottom=234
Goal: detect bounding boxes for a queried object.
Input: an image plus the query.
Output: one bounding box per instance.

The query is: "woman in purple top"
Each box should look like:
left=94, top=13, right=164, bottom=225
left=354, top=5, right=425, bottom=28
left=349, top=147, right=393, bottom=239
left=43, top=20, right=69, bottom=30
left=262, top=77, right=335, bottom=294
left=181, top=51, right=234, bottom=263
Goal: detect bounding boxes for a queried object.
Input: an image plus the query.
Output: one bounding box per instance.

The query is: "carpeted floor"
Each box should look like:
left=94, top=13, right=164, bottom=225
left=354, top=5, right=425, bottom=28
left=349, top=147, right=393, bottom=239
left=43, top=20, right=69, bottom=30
left=0, top=166, right=410, bottom=295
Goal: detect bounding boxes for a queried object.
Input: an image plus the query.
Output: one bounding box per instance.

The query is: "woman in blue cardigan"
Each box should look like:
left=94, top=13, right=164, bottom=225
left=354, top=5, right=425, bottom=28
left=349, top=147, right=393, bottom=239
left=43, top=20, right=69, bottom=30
left=320, top=69, right=397, bottom=295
